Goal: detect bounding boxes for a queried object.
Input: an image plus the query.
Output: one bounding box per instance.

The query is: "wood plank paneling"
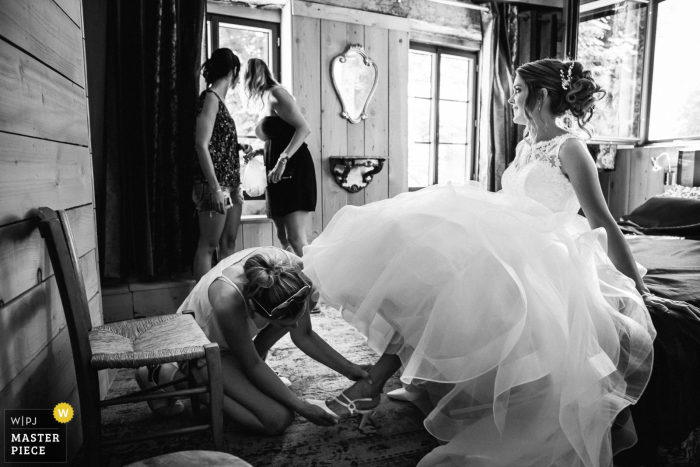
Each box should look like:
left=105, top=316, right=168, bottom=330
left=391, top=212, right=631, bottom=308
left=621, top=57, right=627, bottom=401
left=0, top=0, right=85, bottom=87
left=53, top=0, right=83, bottom=28
left=364, top=27, right=389, bottom=204
left=0, top=251, right=99, bottom=393
left=347, top=23, right=366, bottom=207
left=0, top=205, right=95, bottom=306
left=242, top=222, right=274, bottom=249
left=321, top=20, right=349, bottom=227
left=607, top=150, right=631, bottom=221
left=294, top=0, right=411, bottom=32
left=0, top=40, right=89, bottom=145
left=388, top=29, right=409, bottom=197
left=292, top=15, right=323, bottom=241
left=0, top=133, right=92, bottom=223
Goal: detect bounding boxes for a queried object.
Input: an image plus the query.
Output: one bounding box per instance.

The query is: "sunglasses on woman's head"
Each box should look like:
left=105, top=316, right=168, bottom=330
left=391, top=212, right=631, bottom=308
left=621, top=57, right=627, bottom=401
left=251, top=285, right=311, bottom=320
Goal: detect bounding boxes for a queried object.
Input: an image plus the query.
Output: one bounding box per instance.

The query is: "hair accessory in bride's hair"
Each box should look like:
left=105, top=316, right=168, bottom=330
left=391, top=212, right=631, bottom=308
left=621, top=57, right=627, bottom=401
left=560, top=63, right=574, bottom=90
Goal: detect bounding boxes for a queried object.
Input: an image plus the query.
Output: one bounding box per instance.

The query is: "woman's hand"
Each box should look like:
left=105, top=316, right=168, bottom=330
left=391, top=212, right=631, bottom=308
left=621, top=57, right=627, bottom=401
left=643, top=292, right=700, bottom=321
left=239, top=143, right=253, bottom=156
left=345, top=363, right=373, bottom=385
left=210, top=190, right=230, bottom=215
left=268, top=158, right=287, bottom=184
left=297, top=400, right=338, bottom=426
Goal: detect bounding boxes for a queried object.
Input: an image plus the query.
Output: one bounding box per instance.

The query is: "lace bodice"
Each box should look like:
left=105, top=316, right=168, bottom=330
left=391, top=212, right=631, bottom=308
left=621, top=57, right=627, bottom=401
left=501, top=133, right=581, bottom=214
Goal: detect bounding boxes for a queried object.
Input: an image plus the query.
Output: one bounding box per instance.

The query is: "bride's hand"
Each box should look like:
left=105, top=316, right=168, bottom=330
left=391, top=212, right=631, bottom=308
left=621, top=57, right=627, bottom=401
left=643, top=292, right=700, bottom=321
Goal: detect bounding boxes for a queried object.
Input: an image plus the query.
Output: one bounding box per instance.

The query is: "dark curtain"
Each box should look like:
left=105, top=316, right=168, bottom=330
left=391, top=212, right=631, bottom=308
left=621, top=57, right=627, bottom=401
left=102, top=0, right=205, bottom=280
left=477, top=3, right=519, bottom=192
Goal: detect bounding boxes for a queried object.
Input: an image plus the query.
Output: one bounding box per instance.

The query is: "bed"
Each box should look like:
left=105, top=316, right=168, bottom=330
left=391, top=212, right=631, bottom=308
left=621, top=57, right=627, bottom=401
left=614, top=188, right=700, bottom=466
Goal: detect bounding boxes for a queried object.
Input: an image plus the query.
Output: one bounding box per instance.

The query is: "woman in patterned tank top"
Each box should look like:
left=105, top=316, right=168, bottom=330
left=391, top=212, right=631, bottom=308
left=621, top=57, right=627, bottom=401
left=193, top=48, right=253, bottom=280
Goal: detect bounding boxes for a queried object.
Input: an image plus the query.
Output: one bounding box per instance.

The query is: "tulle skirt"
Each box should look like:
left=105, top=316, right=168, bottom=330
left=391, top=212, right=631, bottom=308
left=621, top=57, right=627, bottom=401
left=302, top=183, right=656, bottom=467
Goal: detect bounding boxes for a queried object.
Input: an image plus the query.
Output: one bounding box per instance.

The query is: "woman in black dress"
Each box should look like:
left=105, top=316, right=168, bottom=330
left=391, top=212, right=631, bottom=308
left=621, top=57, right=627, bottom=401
left=244, top=58, right=317, bottom=257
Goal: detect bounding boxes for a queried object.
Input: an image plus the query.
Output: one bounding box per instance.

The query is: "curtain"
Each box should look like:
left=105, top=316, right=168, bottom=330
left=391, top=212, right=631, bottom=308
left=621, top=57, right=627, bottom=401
left=476, top=3, right=519, bottom=192
left=102, top=0, right=205, bottom=279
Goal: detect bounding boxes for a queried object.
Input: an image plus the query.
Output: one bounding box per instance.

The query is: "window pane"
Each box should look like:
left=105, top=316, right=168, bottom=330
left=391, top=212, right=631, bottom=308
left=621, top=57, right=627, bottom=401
left=439, top=101, right=468, bottom=144
left=409, top=51, right=433, bottom=98
left=437, top=144, right=467, bottom=184
left=577, top=2, right=646, bottom=139
left=649, top=0, right=700, bottom=140
left=408, top=143, right=431, bottom=187
left=218, top=23, right=272, bottom=138
left=410, top=98, right=432, bottom=143
left=439, top=55, right=470, bottom=102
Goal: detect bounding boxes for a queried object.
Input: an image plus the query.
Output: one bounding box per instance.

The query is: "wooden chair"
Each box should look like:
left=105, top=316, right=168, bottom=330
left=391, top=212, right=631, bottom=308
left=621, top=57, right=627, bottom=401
left=35, top=207, right=224, bottom=465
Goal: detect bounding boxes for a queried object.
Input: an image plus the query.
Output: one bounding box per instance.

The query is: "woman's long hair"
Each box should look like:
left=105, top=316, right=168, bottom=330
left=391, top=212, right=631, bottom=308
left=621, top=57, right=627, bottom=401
left=244, top=58, right=281, bottom=108
left=515, top=59, right=606, bottom=138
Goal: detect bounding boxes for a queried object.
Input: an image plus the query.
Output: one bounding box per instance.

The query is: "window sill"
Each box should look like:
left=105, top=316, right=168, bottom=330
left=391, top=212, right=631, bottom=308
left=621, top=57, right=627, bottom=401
left=241, top=214, right=272, bottom=223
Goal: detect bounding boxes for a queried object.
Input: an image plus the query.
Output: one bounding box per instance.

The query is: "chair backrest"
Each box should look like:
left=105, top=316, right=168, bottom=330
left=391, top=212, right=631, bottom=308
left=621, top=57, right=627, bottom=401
left=36, top=207, right=96, bottom=382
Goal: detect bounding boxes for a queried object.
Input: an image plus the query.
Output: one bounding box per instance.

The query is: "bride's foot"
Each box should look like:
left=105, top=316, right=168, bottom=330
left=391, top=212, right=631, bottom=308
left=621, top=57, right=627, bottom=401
left=321, top=380, right=381, bottom=428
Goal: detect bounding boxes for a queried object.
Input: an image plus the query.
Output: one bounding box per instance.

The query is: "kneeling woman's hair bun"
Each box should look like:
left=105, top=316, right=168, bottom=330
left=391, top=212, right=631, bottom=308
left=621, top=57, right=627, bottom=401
left=244, top=253, right=308, bottom=318
left=201, top=48, right=240, bottom=86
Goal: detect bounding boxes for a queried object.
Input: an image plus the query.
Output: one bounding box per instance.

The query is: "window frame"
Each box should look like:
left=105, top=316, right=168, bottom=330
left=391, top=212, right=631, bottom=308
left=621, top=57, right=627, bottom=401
left=408, top=43, right=478, bottom=191
left=577, top=0, right=700, bottom=144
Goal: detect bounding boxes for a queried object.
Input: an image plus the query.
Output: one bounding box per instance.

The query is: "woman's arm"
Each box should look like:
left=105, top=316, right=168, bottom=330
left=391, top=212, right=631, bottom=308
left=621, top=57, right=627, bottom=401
left=558, top=139, right=700, bottom=317
left=267, top=87, right=311, bottom=184
left=208, top=280, right=305, bottom=409
left=270, top=87, right=310, bottom=157
left=195, top=93, right=227, bottom=214
left=559, top=139, right=647, bottom=293
left=289, top=303, right=371, bottom=383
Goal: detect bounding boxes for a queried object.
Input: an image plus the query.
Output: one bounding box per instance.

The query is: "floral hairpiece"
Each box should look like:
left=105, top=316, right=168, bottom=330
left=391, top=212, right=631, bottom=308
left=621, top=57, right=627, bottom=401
left=560, top=63, right=574, bottom=90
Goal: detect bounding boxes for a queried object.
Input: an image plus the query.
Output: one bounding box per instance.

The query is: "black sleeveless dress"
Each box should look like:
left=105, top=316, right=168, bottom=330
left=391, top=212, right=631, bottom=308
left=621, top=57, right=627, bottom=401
left=259, top=116, right=317, bottom=218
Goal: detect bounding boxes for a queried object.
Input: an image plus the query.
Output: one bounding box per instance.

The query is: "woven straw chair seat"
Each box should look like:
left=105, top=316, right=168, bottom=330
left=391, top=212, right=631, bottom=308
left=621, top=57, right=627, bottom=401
left=89, top=314, right=210, bottom=369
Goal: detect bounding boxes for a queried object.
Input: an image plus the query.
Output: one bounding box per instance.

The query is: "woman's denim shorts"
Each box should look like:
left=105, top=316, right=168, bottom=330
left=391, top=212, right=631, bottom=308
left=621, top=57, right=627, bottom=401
left=192, top=182, right=244, bottom=215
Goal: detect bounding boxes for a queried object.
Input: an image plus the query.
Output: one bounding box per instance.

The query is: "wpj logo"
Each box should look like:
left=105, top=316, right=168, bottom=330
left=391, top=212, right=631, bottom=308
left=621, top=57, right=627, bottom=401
left=4, top=407, right=69, bottom=463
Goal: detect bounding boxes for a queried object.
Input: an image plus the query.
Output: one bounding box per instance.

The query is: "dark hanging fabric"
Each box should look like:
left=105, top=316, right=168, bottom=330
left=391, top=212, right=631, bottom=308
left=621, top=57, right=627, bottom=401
left=102, top=0, right=205, bottom=279
left=477, top=3, right=519, bottom=192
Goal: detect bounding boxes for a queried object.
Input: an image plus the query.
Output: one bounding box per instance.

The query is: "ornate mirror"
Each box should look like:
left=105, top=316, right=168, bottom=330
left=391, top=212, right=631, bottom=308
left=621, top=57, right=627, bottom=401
left=331, top=44, right=379, bottom=124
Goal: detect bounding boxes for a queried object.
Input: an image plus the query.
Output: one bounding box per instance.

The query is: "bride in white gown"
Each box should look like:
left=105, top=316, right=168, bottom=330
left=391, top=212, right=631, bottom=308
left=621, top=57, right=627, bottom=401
left=303, top=59, right=694, bottom=466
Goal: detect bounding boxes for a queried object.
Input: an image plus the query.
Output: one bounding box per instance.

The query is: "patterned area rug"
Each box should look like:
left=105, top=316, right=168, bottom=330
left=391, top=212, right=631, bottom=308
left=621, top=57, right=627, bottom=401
left=89, top=304, right=439, bottom=467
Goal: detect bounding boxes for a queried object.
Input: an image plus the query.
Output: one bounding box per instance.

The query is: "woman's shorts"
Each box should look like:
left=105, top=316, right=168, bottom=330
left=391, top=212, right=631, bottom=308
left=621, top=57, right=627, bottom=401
left=192, top=182, right=244, bottom=215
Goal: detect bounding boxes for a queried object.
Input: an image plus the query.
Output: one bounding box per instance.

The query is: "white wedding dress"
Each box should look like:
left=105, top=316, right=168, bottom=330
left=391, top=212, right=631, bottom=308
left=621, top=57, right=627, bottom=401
left=303, top=133, right=656, bottom=467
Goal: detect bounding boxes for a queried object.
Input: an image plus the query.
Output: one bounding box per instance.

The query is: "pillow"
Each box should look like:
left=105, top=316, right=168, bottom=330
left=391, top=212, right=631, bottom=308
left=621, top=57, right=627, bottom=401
left=620, top=197, right=700, bottom=239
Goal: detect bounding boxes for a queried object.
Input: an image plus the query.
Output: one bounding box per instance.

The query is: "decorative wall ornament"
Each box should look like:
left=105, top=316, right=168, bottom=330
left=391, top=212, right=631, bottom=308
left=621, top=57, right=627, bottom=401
left=329, top=156, right=387, bottom=193
left=330, top=44, right=379, bottom=124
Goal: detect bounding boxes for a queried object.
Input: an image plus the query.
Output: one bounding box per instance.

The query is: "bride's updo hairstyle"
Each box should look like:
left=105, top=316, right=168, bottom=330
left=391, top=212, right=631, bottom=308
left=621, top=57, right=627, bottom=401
left=244, top=253, right=308, bottom=319
left=516, top=59, right=606, bottom=135
left=244, top=58, right=281, bottom=108
left=201, top=48, right=240, bottom=86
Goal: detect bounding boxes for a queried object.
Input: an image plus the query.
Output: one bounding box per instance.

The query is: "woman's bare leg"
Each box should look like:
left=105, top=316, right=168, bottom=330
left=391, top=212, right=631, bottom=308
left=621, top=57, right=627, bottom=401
left=194, top=212, right=227, bottom=280
left=272, top=217, right=291, bottom=251
left=281, top=211, right=310, bottom=257
left=156, top=357, right=295, bottom=436
left=218, top=204, right=243, bottom=261
left=325, top=353, right=402, bottom=414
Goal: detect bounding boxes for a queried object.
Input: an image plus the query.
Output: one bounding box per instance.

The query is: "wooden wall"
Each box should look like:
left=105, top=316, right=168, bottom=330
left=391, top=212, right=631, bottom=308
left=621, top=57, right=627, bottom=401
left=289, top=8, right=409, bottom=239
left=599, top=147, right=668, bottom=220
left=0, top=0, right=101, bottom=461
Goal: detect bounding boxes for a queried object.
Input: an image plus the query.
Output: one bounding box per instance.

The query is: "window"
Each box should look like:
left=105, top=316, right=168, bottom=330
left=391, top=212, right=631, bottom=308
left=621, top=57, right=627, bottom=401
left=577, top=1, right=647, bottom=140
left=577, top=0, right=700, bottom=143
left=203, top=15, right=280, bottom=215
left=648, top=0, right=700, bottom=140
left=408, top=45, right=477, bottom=190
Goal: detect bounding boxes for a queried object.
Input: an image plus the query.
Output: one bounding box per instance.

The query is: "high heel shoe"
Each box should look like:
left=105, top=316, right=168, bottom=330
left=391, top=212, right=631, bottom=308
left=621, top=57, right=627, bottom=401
left=307, top=392, right=379, bottom=429
left=135, top=365, right=184, bottom=417
left=387, top=387, right=423, bottom=402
